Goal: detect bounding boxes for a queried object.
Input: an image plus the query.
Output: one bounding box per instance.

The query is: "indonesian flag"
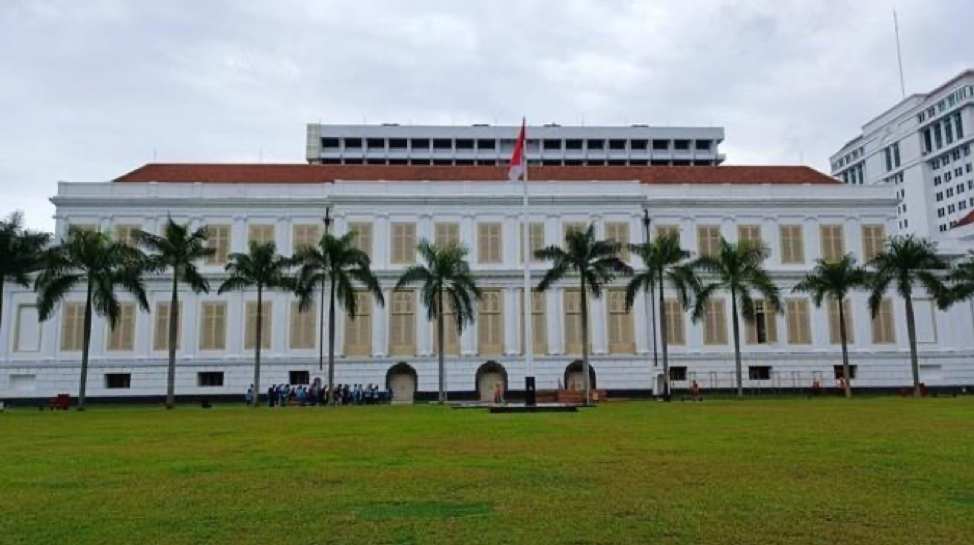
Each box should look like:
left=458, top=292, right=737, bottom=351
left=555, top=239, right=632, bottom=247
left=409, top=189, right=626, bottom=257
left=508, top=120, right=526, bottom=182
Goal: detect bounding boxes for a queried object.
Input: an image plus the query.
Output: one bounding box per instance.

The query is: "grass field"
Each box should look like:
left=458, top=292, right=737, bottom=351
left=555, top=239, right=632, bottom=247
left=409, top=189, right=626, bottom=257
left=2, top=398, right=973, bottom=544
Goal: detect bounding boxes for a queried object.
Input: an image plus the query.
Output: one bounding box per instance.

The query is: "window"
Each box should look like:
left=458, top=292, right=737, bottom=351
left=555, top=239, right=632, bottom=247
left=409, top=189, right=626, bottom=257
left=390, top=223, right=416, bottom=264
left=521, top=222, right=545, bottom=263
left=697, top=226, right=721, bottom=257
left=288, top=371, right=310, bottom=385
left=820, top=225, right=845, bottom=261
left=664, top=300, right=685, bottom=345
left=205, top=225, right=231, bottom=265
left=478, top=223, right=503, bottom=263
left=737, top=225, right=761, bottom=246
left=154, top=302, right=181, bottom=351
left=60, top=302, right=85, bottom=351
left=669, top=366, right=687, bottom=381
left=292, top=224, right=320, bottom=254
left=114, top=224, right=140, bottom=247
left=198, top=372, right=224, bottom=387
left=785, top=299, right=811, bottom=345
left=745, top=300, right=778, bottom=345
left=290, top=301, right=316, bottom=350
left=833, top=365, right=857, bottom=380
left=199, top=302, right=227, bottom=351
left=828, top=299, right=854, bottom=344
left=343, top=292, right=372, bottom=356
left=105, top=373, right=131, bottom=389
left=605, top=222, right=630, bottom=261
left=564, top=290, right=586, bottom=354
left=478, top=290, right=504, bottom=356
left=520, top=290, right=547, bottom=355
left=249, top=224, right=275, bottom=246
left=748, top=366, right=772, bottom=380
left=13, top=305, right=42, bottom=352
left=347, top=222, right=373, bottom=259
left=703, top=299, right=727, bottom=345
left=656, top=225, right=679, bottom=241
left=861, top=225, right=886, bottom=262
left=607, top=289, right=635, bottom=354
left=435, top=222, right=460, bottom=247
left=871, top=298, right=896, bottom=344
left=106, top=303, right=136, bottom=351
left=563, top=222, right=586, bottom=246
left=389, top=290, right=416, bottom=356
left=433, top=297, right=460, bottom=356
left=779, top=225, right=804, bottom=264
left=244, top=301, right=272, bottom=350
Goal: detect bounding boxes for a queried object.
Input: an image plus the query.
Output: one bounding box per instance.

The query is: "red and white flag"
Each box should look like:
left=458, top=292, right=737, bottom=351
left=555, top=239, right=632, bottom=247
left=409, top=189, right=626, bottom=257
left=508, top=120, right=526, bottom=182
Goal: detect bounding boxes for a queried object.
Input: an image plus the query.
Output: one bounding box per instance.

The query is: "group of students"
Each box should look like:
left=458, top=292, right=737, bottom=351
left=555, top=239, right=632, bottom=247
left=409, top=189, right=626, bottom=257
left=244, top=379, right=391, bottom=407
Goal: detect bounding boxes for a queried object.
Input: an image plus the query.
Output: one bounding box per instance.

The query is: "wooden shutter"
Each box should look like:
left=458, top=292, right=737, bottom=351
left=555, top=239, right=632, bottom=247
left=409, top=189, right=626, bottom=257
left=738, top=225, right=761, bottom=245
left=861, top=224, right=886, bottom=262
left=154, top=302, right=182, bottom=351
left=347, top=222, right=373, bottom=259
left=107, top=303, right=136, bottom=351
left=289, top=300, right=316, bottom=350
left=344, top=292, right=372, bottom=356
left=205, top=225, right=231, bottom=265
left=704, top=299, right=727, bottom=345
left=608, top=289, right=635, bottom=354
left=786, top=298, right=811, bottom=345
left=820, top=225, right=845, bottom=262
left=248, top=224, right=275, bottom=246
left=435, top=222, right=460, bottom=247
left=200, top=302, right=227, bottom=350
left=828, top=299, right=855, bottom=344
left=244, top=301, right=272, bottom=350
left=518, top=289, right=547, bottom=354
left=389, top=290, right=416, bottom=356
left=478, top=290, right=504, bottom=356
left=292, top=224, right=320, bottom=254
left=698, top=226, right=720, bottom=257
left=391, top=223, right=415, bottom=264
left=478, top=223, right=502, bottom=263
left=656, top=225, right=680, bottom=240
left=779, top=225, right=804, bottom=264
left=114, top=224, right=139, bottom=247
left=664, top=299, right=685, bottom=345
left=433, top=297, right=460, bottom=355
left=564, top=290, right=584, bottom=354
left=871, top=298, right=896, bottom=344
left=605, top=222, right=630, bottom=261
left=60, top=303, right=84, bottom=351
left=563, top=222, right=586, bottom=247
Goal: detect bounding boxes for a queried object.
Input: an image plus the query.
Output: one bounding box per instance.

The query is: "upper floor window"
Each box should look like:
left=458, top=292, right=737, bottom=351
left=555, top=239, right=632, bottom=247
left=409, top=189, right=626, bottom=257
left=204, top=225, right=231, bottom=266
left=390, top=223, right=416, bottom=264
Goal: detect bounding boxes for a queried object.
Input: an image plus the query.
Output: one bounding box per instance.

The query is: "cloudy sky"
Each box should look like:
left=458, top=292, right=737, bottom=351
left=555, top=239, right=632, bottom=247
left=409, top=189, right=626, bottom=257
left=2, top=0, right=971, bottom=231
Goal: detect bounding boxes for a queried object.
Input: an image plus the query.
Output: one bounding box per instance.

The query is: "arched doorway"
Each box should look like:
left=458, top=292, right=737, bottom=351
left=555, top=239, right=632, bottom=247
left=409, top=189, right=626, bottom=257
left=385, top=362, right=417, bottom=405
left=563, top=360, right=597, bottom=391
left=475, top=361, right=508, bottom=402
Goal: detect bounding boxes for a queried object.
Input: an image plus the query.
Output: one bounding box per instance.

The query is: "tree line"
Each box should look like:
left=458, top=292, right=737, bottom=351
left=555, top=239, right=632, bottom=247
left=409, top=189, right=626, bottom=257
left=3, top=211, right=974, bottom=409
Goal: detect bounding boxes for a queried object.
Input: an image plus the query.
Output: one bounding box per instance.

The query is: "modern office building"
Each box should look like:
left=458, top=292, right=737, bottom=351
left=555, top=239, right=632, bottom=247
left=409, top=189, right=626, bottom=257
left=3, top=159, right=972, bottom=403
left=830, top=70, right=974, bottom=244
left=306, top=124, right=726, bottom=166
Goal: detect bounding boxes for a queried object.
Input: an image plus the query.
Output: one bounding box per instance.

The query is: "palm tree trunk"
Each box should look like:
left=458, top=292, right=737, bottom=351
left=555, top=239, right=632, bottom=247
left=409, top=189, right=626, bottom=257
left=318, top=280, right=326, bottom=372
left=904, top=296, right=921, bottom=397
left=253, top=285, right=262, bottom=408
left=437, top=288, right=446, bottom=404
left=838, top=297, right=852, bottom=398
left=327, top=278, right=337, bottom=405
left=658, top=268, right=670, bottom=401
left=0, top=282, right=5, bottom=352
left=730, top=288, right=743, bottom=398
left=580, top=277, right=592, bottom=405
left=166, top=273, right=178, bottom=410
left=78, top=281, right=93, bottom=411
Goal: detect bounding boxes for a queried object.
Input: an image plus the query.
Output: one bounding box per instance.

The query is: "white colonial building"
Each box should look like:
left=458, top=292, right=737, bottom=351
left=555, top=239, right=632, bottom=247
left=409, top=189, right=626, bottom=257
left=2, top=162, right=973, bottom=402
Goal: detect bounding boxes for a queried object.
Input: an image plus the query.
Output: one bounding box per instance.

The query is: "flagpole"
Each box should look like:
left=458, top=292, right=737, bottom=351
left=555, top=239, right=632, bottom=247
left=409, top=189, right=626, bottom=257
left=520, top=120, right=536, bottom=406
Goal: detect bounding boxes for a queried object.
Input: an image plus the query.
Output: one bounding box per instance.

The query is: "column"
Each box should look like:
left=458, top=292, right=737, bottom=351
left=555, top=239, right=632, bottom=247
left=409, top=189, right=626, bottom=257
left=591, top=293, right=608, bottom=355
left=232, top=215, right=246, bottom=253
left=504, top=213, right=519, bottom=267
left=417, top=294, right=431, bottom=356
left=547, top=288, right=563, bottom=355
left=374, top=214, right=390, bottom=270
left=504, top=288, right=519, bottom=356
left=373, top=288, right=389, bottom=357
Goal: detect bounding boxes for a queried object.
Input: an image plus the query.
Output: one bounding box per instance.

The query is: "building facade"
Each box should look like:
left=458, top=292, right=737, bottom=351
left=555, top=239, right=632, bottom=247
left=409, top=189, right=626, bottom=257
left=830, top=70, right=974, bottom=244
left=306, top=124, right=726, bottom=166
left=2, top=163, right=973, bottom=402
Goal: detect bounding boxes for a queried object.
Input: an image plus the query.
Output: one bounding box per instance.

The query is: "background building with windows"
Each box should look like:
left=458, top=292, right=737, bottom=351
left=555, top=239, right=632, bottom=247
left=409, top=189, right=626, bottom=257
left=2, top=159, right=973, bottom=401
left=830, top=69, right=974, bottom=244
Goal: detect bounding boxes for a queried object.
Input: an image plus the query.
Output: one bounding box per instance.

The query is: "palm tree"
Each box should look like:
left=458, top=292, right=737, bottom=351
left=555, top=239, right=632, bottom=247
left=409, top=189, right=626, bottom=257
left=35, top=229, right=149, bottom=410
left=395, top=240, right=481, bottom=404
left=133, top=218, right=213, bottom=409
left=1, top=211, right=51, bottom=350
left=793, top=254, right=868, bottom=398
left=535, top=224, right=631, bottom=405
left=867, top=235, right=948, bottom=397
left=692, top=239, right=781, bottom=398
left=294, top=231, right=383, bottom=405
left=625, top=231, right=698, bottom=401
left=218, top=241, right=290, bottom=408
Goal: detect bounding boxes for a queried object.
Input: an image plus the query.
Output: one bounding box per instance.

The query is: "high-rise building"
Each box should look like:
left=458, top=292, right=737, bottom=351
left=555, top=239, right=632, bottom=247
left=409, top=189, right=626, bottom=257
left=306, top=123, right=725, bottom=166
left=830, top=70, right=974, bottom=243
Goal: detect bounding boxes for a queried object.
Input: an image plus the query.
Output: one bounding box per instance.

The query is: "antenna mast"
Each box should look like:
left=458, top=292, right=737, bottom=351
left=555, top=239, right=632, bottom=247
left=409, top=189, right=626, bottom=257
left=894, top=9, right=906, bottom=98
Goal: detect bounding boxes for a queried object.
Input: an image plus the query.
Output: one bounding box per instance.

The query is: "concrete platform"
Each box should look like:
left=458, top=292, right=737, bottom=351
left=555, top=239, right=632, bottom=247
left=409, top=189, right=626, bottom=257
left=488, top=403, right=582, bottom=413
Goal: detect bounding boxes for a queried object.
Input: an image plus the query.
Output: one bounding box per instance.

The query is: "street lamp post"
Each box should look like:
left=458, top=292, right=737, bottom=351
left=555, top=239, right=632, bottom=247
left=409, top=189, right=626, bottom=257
left=642, top=209, right=661, bottom=398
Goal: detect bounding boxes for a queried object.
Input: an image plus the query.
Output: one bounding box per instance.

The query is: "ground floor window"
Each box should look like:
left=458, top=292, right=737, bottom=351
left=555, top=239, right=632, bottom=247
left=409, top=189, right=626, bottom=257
left=833, top=365, right=857, bottom=380
left=669, top=366, right=687, bottom=381
left=198, top=372, right=224, bottom=387
left=748, top=366, right=772, bottom=380
left=104, top=373, right=131, bottom=389
left=289, top=371, right=310, bottom=385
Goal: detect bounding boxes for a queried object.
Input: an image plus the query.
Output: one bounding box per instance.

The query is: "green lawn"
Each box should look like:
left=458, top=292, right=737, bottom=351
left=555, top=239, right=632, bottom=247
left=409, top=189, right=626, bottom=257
left=2, top=398, right=973, bottom=544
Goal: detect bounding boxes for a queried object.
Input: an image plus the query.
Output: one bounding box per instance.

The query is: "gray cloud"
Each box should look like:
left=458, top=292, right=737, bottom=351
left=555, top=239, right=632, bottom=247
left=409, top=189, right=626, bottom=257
left=1, top=0, right=970, bottom=230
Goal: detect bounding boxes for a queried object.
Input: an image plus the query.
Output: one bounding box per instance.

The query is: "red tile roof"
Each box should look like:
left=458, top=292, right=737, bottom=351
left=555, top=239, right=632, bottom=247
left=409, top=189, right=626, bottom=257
left=954, top=209, right=974, bottom=229
left=113, top=163, right=839, bottom=185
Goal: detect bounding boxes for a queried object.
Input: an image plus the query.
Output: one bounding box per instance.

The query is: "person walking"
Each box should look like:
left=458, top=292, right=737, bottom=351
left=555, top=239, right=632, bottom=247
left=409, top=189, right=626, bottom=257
left=245, top=385, right=254, bottom=406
